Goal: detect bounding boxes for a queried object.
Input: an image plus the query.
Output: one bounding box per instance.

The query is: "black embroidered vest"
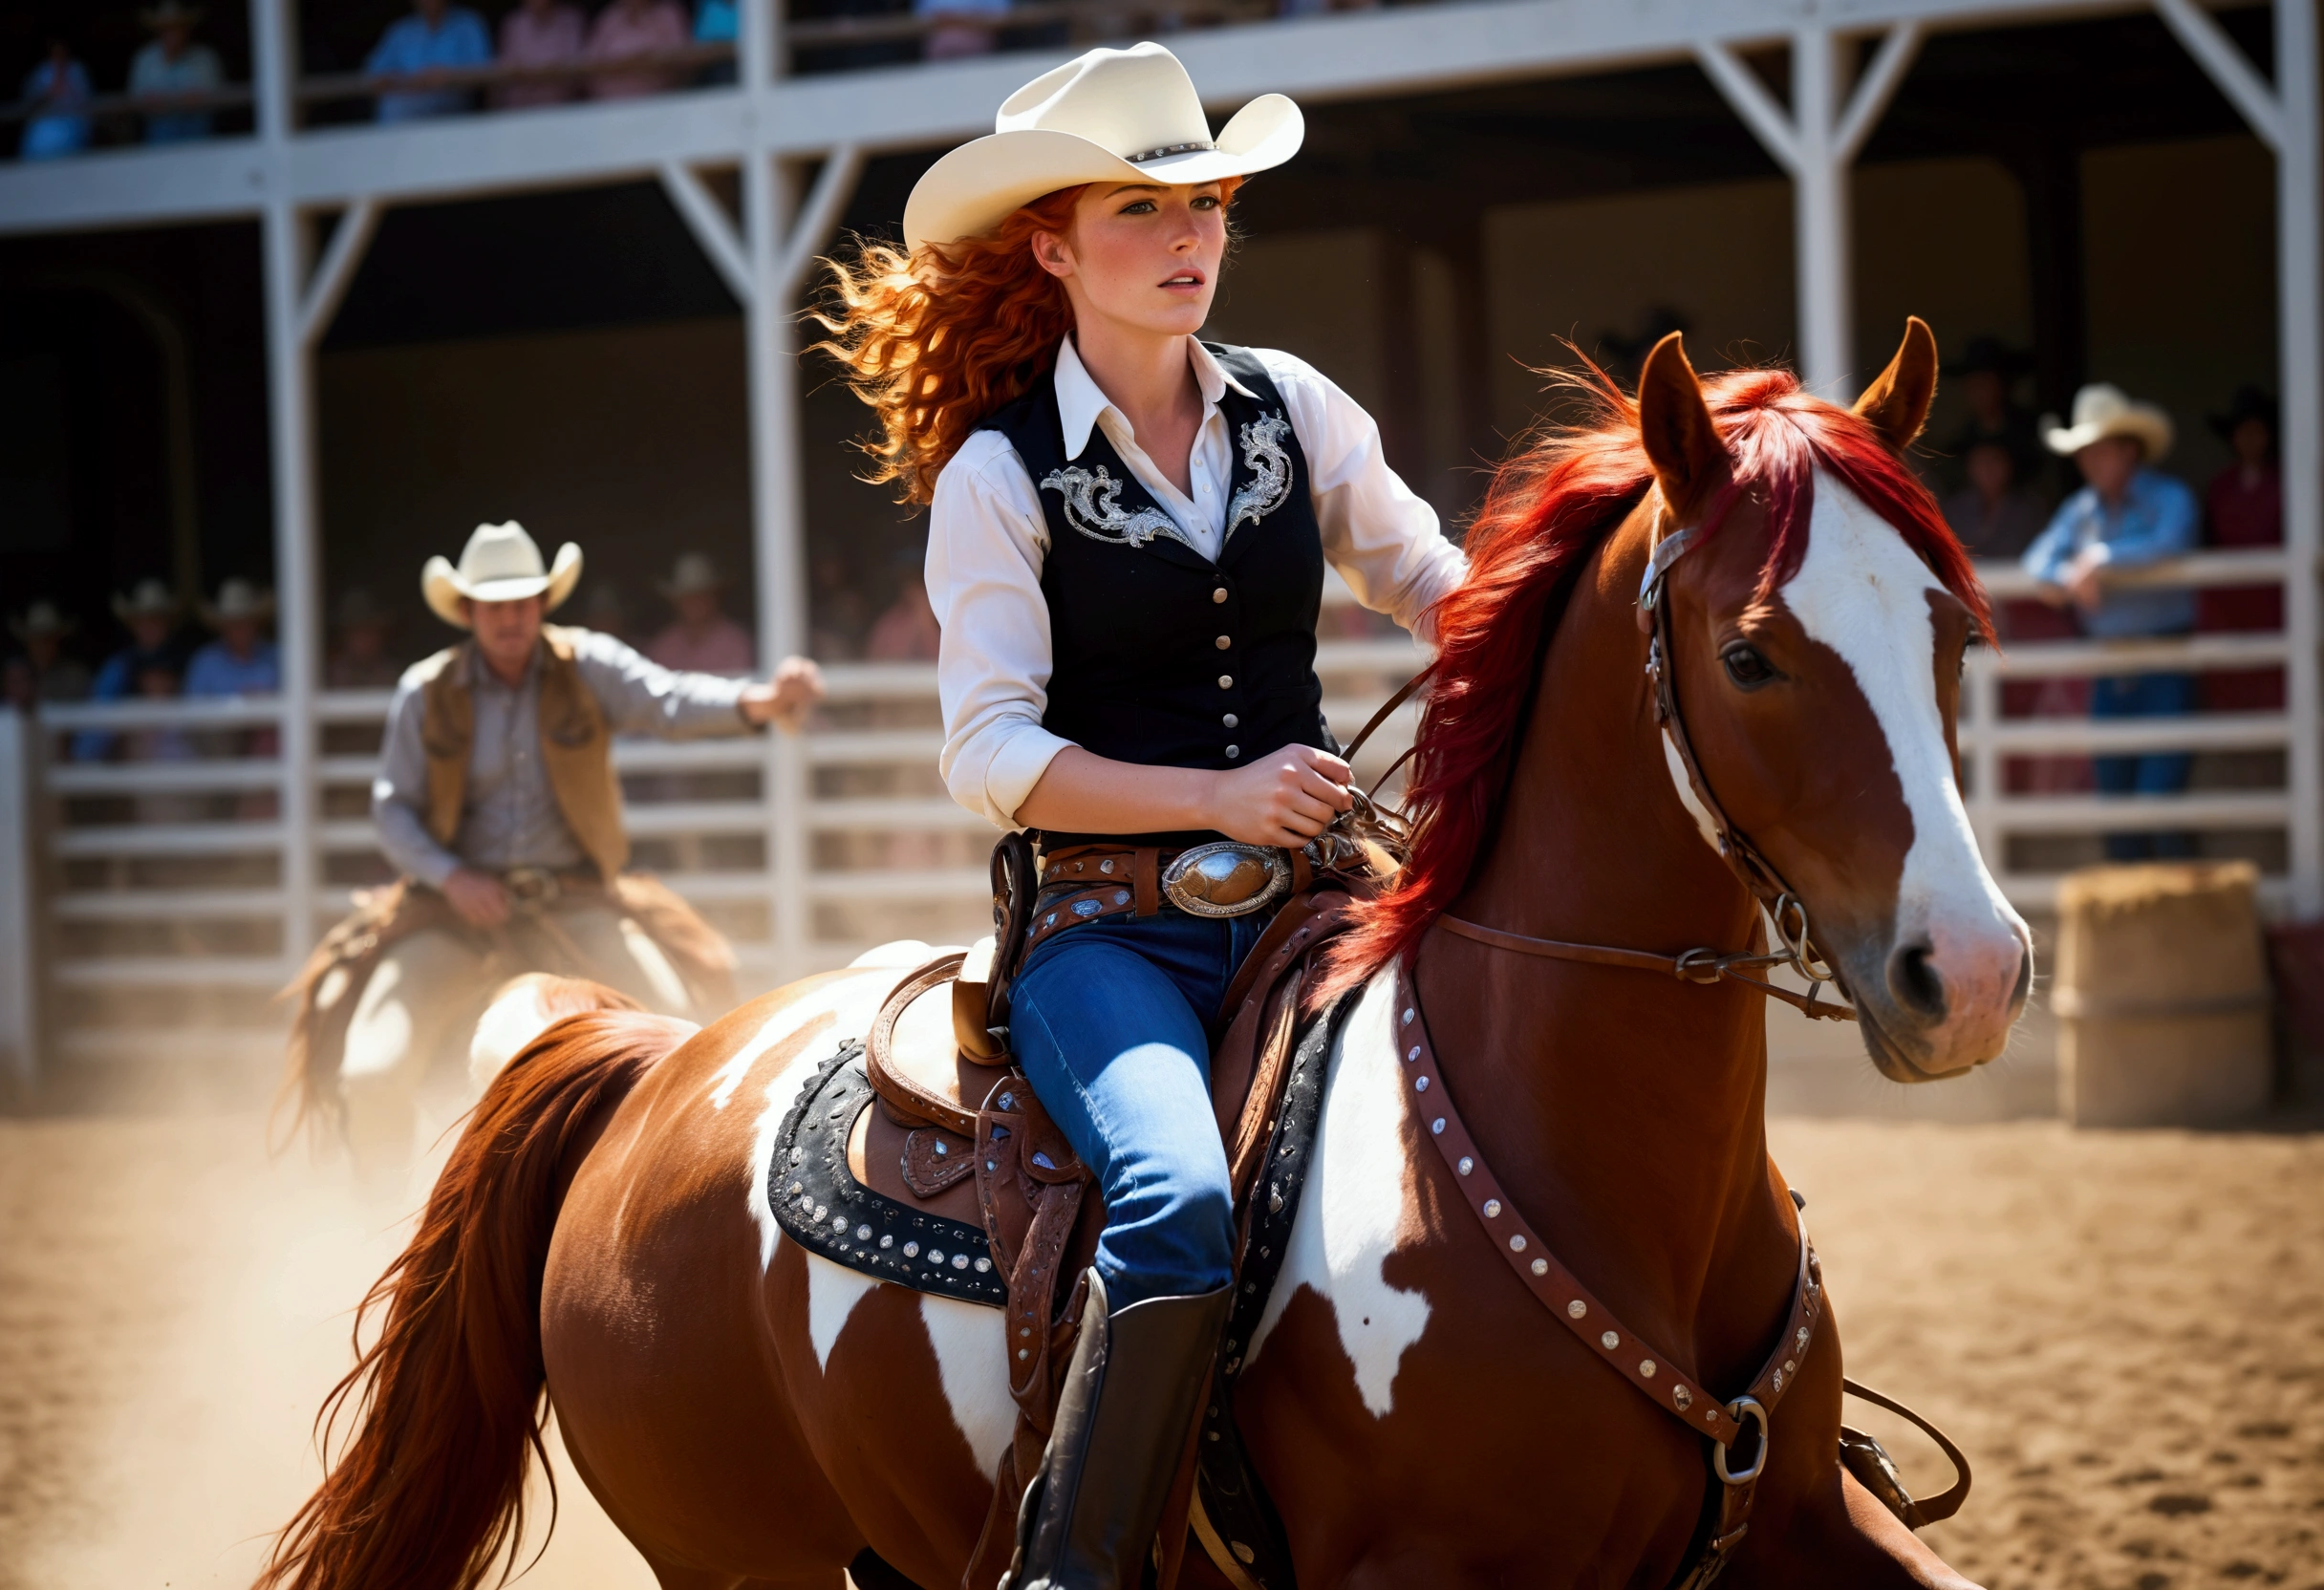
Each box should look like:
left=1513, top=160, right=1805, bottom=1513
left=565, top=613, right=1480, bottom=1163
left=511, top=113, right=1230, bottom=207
left=979, top=343, right=1332, bottom=841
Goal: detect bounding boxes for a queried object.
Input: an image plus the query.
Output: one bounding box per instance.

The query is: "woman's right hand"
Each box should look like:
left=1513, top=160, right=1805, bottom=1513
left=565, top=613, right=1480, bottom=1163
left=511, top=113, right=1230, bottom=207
left=1206, top=744, right=1354, bottom=849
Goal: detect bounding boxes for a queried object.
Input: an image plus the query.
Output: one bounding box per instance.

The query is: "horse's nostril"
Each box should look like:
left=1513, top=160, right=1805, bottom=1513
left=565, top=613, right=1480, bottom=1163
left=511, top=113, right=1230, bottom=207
left=1887, top=942, right=1947, bottom=1021
left=2011, top=942, right=2033, bottom=1007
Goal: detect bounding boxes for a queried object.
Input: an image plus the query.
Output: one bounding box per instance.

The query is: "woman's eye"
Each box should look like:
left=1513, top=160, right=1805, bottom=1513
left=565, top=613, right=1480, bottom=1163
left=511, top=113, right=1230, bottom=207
left=1191, top=194, right=1220, bottom=210
left=1120, top=200, right=1157, bottom=215
left=1721, top=644, right=1777, bottom=690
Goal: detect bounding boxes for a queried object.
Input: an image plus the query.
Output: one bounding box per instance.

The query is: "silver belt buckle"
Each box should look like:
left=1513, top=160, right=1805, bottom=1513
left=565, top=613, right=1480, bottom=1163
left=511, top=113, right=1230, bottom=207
left=1161, top=842, right=1291, bottom=918
left=503, top=865, right=560, bottom=907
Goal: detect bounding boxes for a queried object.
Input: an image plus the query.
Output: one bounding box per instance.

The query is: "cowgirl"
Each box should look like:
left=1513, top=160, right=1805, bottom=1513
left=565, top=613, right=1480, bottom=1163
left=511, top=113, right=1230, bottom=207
left=823, top=44, right=1465, bottom=1588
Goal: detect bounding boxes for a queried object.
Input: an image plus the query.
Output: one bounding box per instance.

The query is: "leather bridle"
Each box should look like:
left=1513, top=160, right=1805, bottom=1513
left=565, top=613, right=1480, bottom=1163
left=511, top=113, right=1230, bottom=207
left=1337, top=505, right=1856, bottom=1023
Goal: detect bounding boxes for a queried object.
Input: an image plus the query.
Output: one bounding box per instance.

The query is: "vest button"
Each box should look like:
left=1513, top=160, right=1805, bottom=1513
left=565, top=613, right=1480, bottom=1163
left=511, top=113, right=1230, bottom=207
left=1222, top=714, right=1237, bottom=729
left=1214, top=635, right=1231, bottom=650
left=1225, top=745, right=1240, bottom=759
left=1217, top=675, right=1233, bottom=690
left=1212, top=588, right=1228, bottom=604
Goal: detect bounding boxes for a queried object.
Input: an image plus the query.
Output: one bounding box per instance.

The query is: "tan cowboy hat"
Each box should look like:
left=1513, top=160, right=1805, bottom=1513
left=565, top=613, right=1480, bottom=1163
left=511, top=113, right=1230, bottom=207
left=9, top=599, right=75, bottom=642
left=421, top=521, right=583, bottom=629
left=2042, top=383, right=2175, bottom=462
left=200, top=576, right=275, bottom=627
left=656, top=551, right=725, bottom=598
left=902, top=42, right=1304, bottom=250
left=111, top=577, right=181, bottom=624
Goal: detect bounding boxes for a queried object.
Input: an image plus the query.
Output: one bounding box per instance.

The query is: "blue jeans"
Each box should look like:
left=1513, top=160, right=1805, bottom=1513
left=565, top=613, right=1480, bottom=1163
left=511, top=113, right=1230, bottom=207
left=2093, top=672, right=2196, bottom=861
left=1009, top=905, right=1274, bottom=1308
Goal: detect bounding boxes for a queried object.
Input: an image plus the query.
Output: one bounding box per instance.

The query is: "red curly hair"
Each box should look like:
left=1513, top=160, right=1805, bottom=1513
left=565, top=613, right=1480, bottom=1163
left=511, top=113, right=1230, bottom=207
left=1316, top=357, right=1990, bottom=1001
left=814, top=179, right=1240, bottom=504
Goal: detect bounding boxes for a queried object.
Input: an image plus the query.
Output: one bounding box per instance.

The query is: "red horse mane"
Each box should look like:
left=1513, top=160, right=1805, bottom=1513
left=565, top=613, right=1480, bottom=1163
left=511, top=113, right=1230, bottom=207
left=1320, top=358, right=1989, bottom=1000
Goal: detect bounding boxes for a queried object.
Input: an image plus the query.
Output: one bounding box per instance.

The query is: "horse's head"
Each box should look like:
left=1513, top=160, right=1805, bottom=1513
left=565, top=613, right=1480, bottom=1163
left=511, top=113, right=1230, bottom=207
left=1636, top=321, right=2032, bottom=1079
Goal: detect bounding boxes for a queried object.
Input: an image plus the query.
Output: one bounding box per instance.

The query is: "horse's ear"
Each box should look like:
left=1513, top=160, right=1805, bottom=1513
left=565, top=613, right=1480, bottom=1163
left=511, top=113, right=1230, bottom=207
left=1853, top=316, right=1940, bottom=451
left=1637, top=332, right=1722, bottom=524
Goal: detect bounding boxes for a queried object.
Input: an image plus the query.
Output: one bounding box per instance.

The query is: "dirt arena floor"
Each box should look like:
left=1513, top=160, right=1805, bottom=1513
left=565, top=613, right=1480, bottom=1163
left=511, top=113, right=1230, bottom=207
left=2, top=1103, right=2319, bottom=1589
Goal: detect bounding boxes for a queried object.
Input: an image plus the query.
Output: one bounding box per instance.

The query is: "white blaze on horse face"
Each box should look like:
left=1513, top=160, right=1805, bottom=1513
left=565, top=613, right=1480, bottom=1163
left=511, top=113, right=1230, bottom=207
left=1246, top=967, right=1431, bottom=1417
left=1779, top=470, right=2030, bottom=1054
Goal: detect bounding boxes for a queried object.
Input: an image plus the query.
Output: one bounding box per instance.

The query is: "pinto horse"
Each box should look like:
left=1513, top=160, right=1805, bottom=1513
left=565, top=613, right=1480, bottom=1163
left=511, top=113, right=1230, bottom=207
left=261, top=321, right=2026, bottom=1590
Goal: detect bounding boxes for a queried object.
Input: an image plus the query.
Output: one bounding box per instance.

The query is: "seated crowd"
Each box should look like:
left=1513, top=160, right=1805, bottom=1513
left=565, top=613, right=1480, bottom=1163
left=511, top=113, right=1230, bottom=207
left=1926, top=335, right=2283, bottom=860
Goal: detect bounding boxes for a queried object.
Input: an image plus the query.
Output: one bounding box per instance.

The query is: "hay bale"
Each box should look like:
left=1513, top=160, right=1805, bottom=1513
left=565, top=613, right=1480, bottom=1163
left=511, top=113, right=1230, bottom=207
left=2054, top=861, right=2270, bottom=1127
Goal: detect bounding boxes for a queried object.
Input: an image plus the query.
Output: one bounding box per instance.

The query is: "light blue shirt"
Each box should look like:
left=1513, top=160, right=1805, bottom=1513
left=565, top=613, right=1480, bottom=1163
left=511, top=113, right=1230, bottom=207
left=20, top=59, right=92, bottom=159
left=366, top=8, right=492, bottom=122
left=2019, top=467, right=2199, bottom=638
left=184, top=638, right=281, bottom=697
left=694, top=0, right=739, bottom=40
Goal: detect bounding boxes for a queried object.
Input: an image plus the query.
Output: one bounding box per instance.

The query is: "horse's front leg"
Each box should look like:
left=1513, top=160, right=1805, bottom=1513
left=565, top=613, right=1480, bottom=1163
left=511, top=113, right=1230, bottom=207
left=1726, top=1464, right=1983, bottom=1590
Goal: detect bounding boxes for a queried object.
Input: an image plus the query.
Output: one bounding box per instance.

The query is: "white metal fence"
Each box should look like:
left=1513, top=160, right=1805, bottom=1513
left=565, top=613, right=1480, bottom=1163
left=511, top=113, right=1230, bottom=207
left=0, top=550, right=2306, bottom=1086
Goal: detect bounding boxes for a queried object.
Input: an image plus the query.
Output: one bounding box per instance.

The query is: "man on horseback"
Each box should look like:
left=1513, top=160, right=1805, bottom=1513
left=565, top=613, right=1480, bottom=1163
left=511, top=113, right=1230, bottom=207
left=290, top=521, right=823, bottom=1179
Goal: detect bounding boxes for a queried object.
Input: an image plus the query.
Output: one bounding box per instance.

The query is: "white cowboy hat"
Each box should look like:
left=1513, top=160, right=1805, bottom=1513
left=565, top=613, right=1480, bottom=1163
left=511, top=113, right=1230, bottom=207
left=111, top=577, right=180, bottom=623
left=421, top=522, right=583, bottom=629
left=902, top=42, right=1304, bottom=250
left=2042, top=383, right=2175, bottom=462
left=9, top=599, right=75, bottom=641
left=200, top=576, right=275, bottom=627
left=656, top=551, right=725, bottom=597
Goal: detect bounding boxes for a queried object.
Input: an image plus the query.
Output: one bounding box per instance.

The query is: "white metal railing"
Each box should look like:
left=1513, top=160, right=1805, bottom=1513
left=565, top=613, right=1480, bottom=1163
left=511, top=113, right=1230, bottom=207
left=1963, top=548, right=2309, bottom=911
left=11, top=612, right=1422, bottom=1073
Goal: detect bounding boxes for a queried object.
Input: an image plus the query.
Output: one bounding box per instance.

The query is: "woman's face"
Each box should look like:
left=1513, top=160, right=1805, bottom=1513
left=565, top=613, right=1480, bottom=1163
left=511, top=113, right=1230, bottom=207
left=1033, top=182, right=1227, bottom=342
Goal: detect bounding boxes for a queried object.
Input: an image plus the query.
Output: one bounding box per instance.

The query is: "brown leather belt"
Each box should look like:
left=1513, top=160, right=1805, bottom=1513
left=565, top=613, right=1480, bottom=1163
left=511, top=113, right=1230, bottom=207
left=1022, top=842, right=1306, bottom=955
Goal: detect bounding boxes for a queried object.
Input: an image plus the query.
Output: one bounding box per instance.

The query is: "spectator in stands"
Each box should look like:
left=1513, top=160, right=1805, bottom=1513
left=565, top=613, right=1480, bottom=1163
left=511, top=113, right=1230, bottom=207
left=2022, top=383, right=2199, bottom=860
left=585, top=0, right=690, bottom=99
left=693, top=0, right=739, bottom=84
left=90, top=579, right=183, bottom=700
left=808, top=551, right=868, bottom=659
left=916, top=0, right=1008, bottom=60
left=494, top=0, right=585, bottom=109
left=18, top=38, right=94, bottom=161
left=328, top=587, right=404, bottom=689
left=645, top=553, right=755, bottom=676
left=1943, top=336, right=2043, bottom=498
left=2200, top=385, right=2284, bottom=713
left=1941, top=438, right=2047, bottom=560
left=5, top=600, right=91, bottom=709
left=184, top=578, right=280, bottom=697
left=130, top=2, right=225, bottom=143
left=367, top=0, right=492, bottom=122
left=866, top=550, right=940, bottom=660
left=76, top=579, right=183, bottom=760
left=578, top=581, right=635, bottom=647
left=127, top=655, right=197, bottom=775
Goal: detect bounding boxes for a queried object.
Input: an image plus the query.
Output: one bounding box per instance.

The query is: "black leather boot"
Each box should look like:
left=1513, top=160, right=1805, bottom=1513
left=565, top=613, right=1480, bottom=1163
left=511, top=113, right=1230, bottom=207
left=1002, top=1271, right=1233, bottom=1590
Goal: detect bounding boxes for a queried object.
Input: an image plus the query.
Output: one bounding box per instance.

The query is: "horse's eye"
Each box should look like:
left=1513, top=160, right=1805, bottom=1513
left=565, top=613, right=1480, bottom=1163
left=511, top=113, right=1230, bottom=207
left=1721, top=643, right=1777, bottom=690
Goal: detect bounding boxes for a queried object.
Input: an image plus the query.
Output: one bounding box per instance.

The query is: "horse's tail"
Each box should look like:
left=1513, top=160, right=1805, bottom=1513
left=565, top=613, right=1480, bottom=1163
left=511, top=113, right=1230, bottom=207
left=255, top=997, right=697, bottom=1590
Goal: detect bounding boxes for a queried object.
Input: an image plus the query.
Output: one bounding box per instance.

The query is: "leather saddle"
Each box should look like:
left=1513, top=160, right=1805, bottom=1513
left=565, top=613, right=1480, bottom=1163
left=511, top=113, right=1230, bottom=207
left=770, top=887, right=1358, bottom=1589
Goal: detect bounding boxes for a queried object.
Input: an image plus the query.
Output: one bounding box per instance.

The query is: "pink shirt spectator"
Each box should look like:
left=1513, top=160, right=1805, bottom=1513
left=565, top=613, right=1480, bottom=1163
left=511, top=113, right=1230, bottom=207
left=586, top=0, right=689, bottom=98
left=646, top=615, right=757, bottom=677
left=866, top=583, right=940, bottom=662
left=496, top=1, right=585, bottom=108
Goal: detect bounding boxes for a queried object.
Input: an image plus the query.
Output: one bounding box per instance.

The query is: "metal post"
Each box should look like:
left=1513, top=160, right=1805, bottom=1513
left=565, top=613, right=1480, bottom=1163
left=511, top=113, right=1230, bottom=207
left=0, top=712, right=40, bottom=1095
left=1791, top=26, right=1851, bottom=398
left=254, top=0, right=319, bottom=968
left=2275, top=0, right=2322, bottom=915
left=746, top=151, right=811, bottom=980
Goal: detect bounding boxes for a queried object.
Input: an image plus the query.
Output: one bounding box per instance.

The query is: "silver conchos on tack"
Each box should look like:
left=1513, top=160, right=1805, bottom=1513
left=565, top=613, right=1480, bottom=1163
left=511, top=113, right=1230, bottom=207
left=1161, top=841, right=1292, bottom=918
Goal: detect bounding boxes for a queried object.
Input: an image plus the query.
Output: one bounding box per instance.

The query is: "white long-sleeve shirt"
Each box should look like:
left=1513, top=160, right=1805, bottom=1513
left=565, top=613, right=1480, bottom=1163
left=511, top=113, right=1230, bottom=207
left=928, top=336, right=1468, bottom=828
